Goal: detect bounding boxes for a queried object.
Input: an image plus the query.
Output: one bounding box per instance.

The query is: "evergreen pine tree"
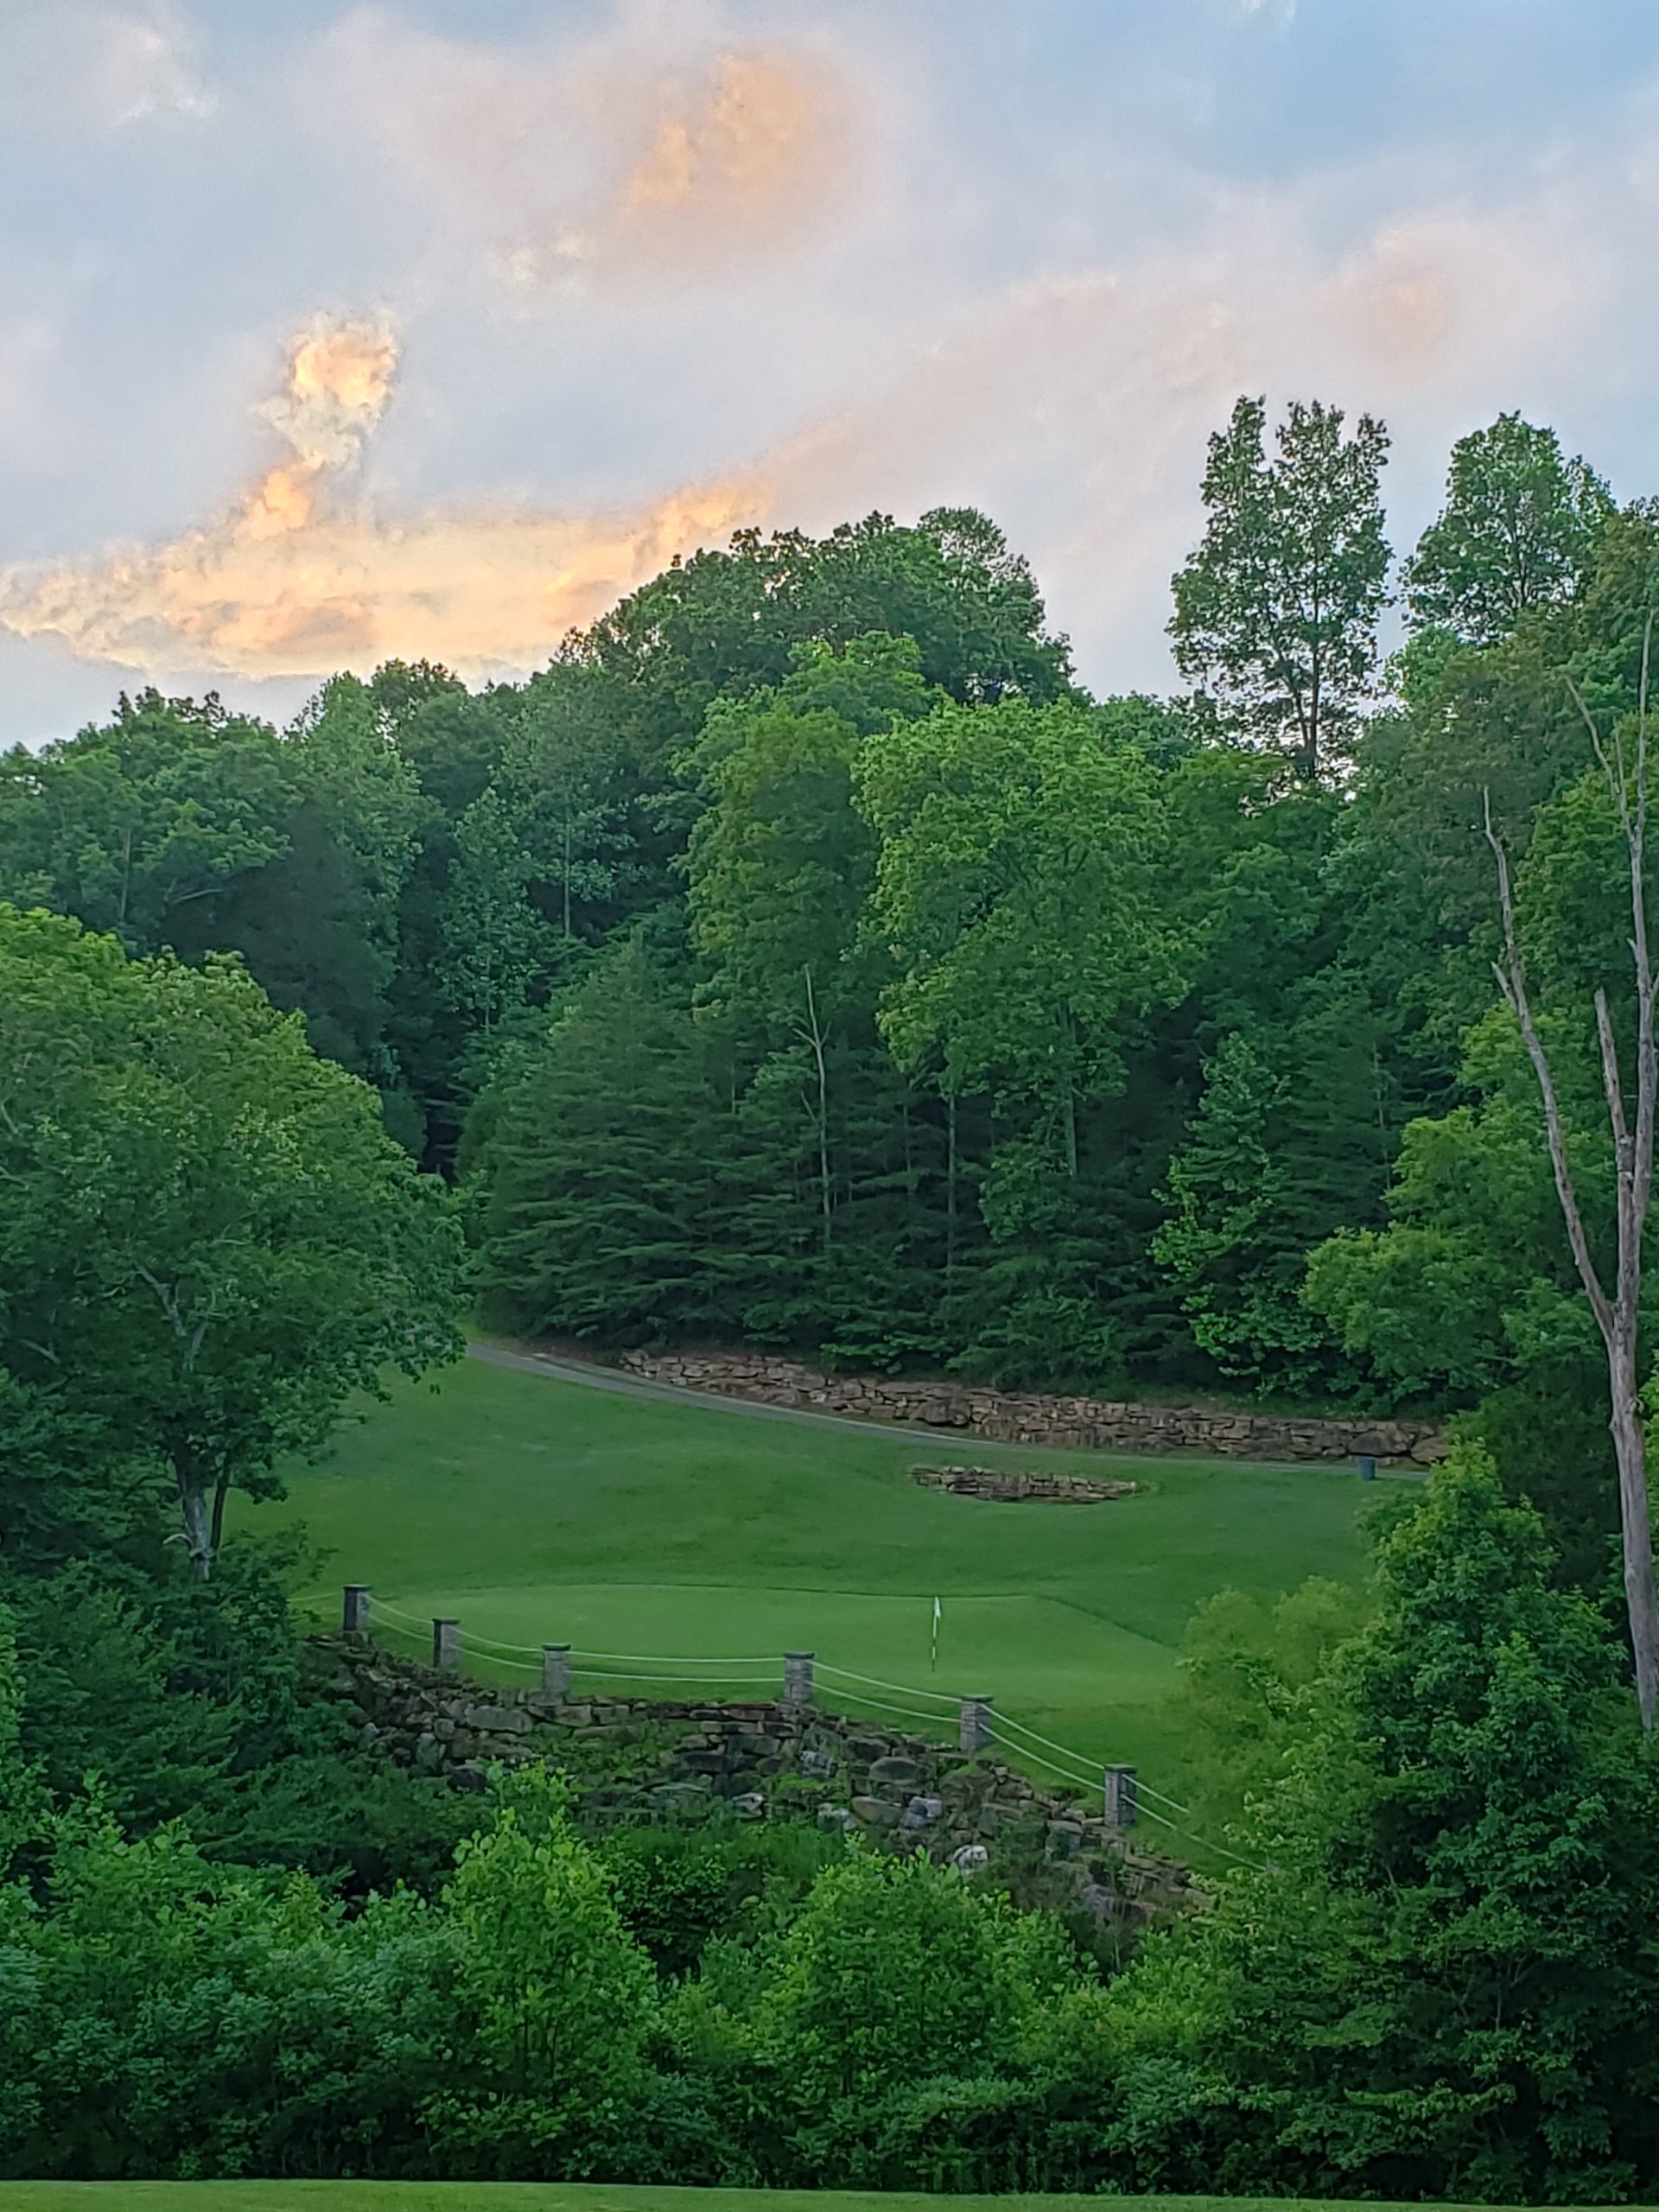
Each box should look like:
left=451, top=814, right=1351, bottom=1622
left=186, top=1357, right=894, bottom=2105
left=478, top=939, right=738, bottom=1343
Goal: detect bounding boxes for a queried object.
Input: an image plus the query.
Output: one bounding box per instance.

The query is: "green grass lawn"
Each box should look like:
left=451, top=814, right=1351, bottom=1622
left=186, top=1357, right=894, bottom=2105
left=253, top=1351, right=1382, bottom=1817
left=0, top=2190, right=1592, bottom=2211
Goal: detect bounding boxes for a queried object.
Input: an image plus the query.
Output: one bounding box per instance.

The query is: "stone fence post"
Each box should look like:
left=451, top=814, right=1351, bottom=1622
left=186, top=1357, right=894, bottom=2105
left=1103, top=1764, right=1138, bottom=1829
left=959, top=1694, right=994, bottom=1754
left=783, top=1651, right=814, bottom=1707
left=432, top=1618, right=461, bottom=1673
left=342, top=1585, right=371, bottom=1635
left=542, top=1644, right=572, bottom=1697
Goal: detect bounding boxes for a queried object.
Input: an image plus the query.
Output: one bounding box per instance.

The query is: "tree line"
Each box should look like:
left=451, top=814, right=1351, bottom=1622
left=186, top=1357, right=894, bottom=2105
left=4, top=406, right=1645, bottom=1555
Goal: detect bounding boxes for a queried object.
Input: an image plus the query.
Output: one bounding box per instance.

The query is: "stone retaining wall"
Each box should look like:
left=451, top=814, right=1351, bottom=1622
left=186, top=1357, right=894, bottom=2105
left=613, top=1349, right=1446, bottom=1465
left=313, top=1637, right=1196, bottom=1932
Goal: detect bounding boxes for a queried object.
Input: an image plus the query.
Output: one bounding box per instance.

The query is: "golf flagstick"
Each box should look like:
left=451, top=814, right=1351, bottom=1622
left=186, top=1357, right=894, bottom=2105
left=931, top=1595, right=941, bottom=1672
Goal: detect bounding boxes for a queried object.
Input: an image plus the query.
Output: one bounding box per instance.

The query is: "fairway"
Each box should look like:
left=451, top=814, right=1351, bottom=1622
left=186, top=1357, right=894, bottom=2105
left=258, top=1351, right=1378, bottom=1803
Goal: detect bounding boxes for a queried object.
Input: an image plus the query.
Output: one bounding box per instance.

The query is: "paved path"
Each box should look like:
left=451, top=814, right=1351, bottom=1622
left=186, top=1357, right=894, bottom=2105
left=464, top=1342, right=1338, bottom=1476
left=467, top=1339, right=1057, bottom=1454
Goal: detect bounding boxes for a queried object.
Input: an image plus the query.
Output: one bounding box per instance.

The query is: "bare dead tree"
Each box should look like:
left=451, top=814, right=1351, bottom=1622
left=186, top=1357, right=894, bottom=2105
left=1483, top=611, right=1659, bottom=1729
left=799, top=964, right=833, bottom=1256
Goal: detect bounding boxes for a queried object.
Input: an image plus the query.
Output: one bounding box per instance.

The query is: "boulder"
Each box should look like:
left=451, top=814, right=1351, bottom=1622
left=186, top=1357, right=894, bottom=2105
left=868, top=1754, right=924, bottom=1789
left=851, top=1796, right=903, bottom=1827
left=465, top=1704, right=532, bottom=1736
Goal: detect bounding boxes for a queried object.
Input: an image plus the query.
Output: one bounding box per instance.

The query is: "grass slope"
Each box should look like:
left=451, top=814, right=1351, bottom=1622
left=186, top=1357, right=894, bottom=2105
left=257, top=1353, right=1377, bottom=1805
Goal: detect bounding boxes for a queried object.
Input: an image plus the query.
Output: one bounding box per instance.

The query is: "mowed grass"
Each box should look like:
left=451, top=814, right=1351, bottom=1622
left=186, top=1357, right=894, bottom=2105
left=0, top=2192, right=1576, bottom=2211
left=252, top=1351, right=1382, bottom=1807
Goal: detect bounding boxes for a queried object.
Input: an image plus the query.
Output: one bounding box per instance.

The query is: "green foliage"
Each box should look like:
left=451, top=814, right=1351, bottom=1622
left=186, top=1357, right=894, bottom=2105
left=857, top=696, right=1185, bottom=1164
left=0, top=908, right=464, bottom=1573
left=751, top=1847, right=1081, bottom=2186
left=1111, top=1450, right=1659, bottom=2202
left=1160, top=1575, right=1366, bottom=1841
left=1170, top=395, right=1392, bottom=779
left=1154, top=1017, right=1388, bottom=1396
left=1405, top=414, right=1614, bottom=644
left=429, top=1769, right=657, bottom=2172
left=478, top=935, right=741, bottom=1344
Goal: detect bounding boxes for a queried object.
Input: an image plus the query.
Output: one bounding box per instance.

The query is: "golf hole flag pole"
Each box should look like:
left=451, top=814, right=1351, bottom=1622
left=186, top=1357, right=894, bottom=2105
left=931, top=1595, right=942, bottom=1671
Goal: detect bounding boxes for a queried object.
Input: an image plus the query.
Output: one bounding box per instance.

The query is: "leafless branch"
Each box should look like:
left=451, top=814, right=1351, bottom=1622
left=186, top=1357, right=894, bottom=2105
left=1482, top=788, right=1616, bottom=1346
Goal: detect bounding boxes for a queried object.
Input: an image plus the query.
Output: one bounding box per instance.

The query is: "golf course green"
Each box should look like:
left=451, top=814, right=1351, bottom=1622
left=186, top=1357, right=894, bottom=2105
left=255, top=1349, right=1379, bottom=1808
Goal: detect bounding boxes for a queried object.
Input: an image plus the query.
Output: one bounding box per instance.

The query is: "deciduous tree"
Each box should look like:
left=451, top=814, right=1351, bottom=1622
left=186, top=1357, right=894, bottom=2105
left=1170, top=396, right=1391, bottom=780
left=0, top=907, right=463, bottom=1576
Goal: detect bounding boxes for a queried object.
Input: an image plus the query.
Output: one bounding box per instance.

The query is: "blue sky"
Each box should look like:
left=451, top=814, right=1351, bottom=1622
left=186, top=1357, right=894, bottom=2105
left=3, top=0, right=1658, bottom=742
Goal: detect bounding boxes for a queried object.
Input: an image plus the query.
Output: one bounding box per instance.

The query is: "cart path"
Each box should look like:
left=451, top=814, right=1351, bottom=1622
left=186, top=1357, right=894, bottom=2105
left=467, top=1339, right=1073, bottom=1454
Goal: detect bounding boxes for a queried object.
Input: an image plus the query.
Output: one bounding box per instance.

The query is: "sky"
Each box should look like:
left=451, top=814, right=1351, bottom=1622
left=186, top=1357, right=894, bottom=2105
left=3, top=0, right=1659, bottom=745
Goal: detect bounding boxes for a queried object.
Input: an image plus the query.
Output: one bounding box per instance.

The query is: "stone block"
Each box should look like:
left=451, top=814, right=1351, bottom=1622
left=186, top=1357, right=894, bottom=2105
left=652, top=1780, right=714, bottom=1812
left=817, top=1805, right=857, bottom=1834
left=950, top=1843, right=991, bottom=1873
left=900, top=1794, right=944, bottom=1829
left=731, top=1791, right=766, bottom=1820
left=466, top=1704, right=532, bottom=1735
left=851, top=1795, right=902, bottom=1827
left=868, top=1754, right=923, bottom=1789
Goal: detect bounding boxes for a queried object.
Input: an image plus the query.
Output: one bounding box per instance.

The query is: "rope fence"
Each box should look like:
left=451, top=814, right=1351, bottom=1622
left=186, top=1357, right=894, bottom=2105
left=341, top=1584, right=1262, bottom=1868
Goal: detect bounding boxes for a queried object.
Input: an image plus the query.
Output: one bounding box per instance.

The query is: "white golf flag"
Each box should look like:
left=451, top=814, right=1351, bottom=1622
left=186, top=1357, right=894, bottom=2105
left=931, top=1595, right=942, bottom=1670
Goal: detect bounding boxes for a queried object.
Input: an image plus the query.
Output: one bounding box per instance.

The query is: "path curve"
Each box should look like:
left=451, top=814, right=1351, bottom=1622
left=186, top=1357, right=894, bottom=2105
left=467, top=1339, right=1067, bottom=1455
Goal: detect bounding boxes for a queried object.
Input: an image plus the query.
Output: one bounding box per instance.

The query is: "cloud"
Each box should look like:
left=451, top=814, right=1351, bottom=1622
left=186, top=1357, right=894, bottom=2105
left=0, top=3, right=215, bottom=129
left=0, top=316, right=771, bottom=681
left=753, top=130, right=1642, bottom=688
left=318, top=8, right=852, bottom=296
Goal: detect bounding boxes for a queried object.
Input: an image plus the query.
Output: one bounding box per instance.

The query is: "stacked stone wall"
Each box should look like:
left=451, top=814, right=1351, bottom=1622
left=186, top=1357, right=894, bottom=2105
left=314, top=1637, right=1195, bottom=1932
left=613, top=1348, right=1446, bottom=1465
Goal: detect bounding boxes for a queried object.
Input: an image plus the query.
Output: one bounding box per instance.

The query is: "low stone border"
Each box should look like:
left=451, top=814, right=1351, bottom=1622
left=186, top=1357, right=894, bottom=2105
left=611, top=1348, right=1447, bottom=1465
left=912, top=1465, right=1138, bottom=1503
left=314, top=1637, right=1196, bottom=1933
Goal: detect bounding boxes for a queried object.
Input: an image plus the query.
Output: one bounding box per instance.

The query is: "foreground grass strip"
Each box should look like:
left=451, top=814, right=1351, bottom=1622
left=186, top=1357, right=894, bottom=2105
left=0, top=2192, right=1599, bottom=2211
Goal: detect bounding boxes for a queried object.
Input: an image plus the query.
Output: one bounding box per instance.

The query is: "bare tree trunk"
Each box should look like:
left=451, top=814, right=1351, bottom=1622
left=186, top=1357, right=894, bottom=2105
left=1484, top=613, right=1659, bottom=1728
left=175, top=1463, right=213, bottom=1581
left=1610, top=1344, right=1659, bottom=1728
left=209, top=1475, right=232, bottom=1564
left=945, top=1090, right=958, bottom=1282
left=803, top=965, right=832, bottom=1256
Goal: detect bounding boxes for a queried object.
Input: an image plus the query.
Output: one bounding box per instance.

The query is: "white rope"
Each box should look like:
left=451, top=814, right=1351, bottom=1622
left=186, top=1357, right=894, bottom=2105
left=820, top=1685, right=954, bottom=1731
left=367, top=1599, right=434, bottom=1629
left=568, top=1649, right=777, bottom=1668
left=987, top=1725, right=1096, bottom=1791
left=573, top=1665, right=778, bottom=1687
left=1134, top=1798, right=1267, bottom=1870
left=814, top=1660, right=960, bottom=1707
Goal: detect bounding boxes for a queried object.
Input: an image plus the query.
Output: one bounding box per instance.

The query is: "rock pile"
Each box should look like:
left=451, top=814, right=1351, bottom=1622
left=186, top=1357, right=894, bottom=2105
left=613, top=1348, right=1446, bottom=1465
left=313, top=1636, right=1195, bottom=1933
left=912, top=1465, right=1137, bottom=1503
